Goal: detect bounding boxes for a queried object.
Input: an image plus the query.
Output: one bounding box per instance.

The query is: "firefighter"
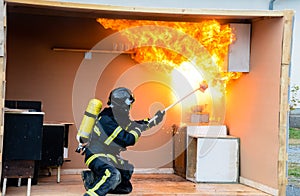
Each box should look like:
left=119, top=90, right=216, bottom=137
left=81, top=87, right=165, bottom=196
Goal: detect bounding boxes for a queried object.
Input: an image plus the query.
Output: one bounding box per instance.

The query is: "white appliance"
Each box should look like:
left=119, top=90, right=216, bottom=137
left=186, top=134, right=239, bottom=183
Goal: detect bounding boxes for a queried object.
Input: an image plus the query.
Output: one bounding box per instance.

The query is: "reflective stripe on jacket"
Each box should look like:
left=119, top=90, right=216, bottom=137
left=86, top=107, right=148, bottom=156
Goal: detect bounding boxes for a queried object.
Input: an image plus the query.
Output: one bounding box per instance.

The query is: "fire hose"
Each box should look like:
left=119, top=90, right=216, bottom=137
left=148, top=81, right=208, bottom=124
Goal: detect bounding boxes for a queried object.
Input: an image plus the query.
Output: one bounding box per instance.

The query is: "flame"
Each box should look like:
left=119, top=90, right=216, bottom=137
left=97, top=18, right=240, bottom=87
left=97, top=18, right=242, bottom=123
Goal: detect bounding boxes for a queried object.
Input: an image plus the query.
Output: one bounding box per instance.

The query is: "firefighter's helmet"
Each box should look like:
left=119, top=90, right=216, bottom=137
left=107, top=87, right=135, bottom=110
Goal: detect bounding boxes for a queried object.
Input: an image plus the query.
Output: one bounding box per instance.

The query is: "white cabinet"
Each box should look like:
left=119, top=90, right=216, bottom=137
left=186, top=125, right=227, bottom=137
left=186, top=135, right=239, bottom=183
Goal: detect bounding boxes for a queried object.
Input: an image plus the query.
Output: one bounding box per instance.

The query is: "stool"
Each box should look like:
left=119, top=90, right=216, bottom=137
left=2, top=160, right=35, bottom=196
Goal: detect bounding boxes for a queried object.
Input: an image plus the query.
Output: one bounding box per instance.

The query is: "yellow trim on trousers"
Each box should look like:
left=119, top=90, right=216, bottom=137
left=85, top=169, right=111, bottom=196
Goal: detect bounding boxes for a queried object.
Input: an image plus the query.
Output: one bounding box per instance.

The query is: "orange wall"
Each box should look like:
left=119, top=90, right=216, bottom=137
left=6, top=12, right=181, bottom=169
left=225, top=18, right=283, bottom=189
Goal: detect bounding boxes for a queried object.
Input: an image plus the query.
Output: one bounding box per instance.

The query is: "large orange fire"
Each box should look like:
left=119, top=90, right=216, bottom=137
left=97, top=18, right=241, bottom=87
left=97, top=18, right=242, bottom=124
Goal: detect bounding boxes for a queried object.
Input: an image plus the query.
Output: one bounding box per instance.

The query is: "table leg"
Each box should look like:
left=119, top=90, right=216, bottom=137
left=27, top=178, right=31, bottom=196
left=2, top=178, right=7, bottom=196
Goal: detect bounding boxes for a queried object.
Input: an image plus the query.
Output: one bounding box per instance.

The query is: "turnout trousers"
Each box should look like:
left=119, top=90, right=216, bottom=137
left=83, top=152, right=134, bottom=195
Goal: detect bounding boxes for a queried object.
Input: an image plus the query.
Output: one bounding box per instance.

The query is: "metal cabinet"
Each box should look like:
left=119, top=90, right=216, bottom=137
left=40, top=123, right=72, bottom=183
left=41, top=124, right=65, bottom=169
left=2, top=111, right=44, bottom=195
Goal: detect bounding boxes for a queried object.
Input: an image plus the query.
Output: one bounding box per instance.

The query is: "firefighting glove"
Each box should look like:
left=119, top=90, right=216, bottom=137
left=137, top=123, right=148, bottom=132
left=149, top=110, right=165, bottom=128
left=131, top=122, right=148, bottom=133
